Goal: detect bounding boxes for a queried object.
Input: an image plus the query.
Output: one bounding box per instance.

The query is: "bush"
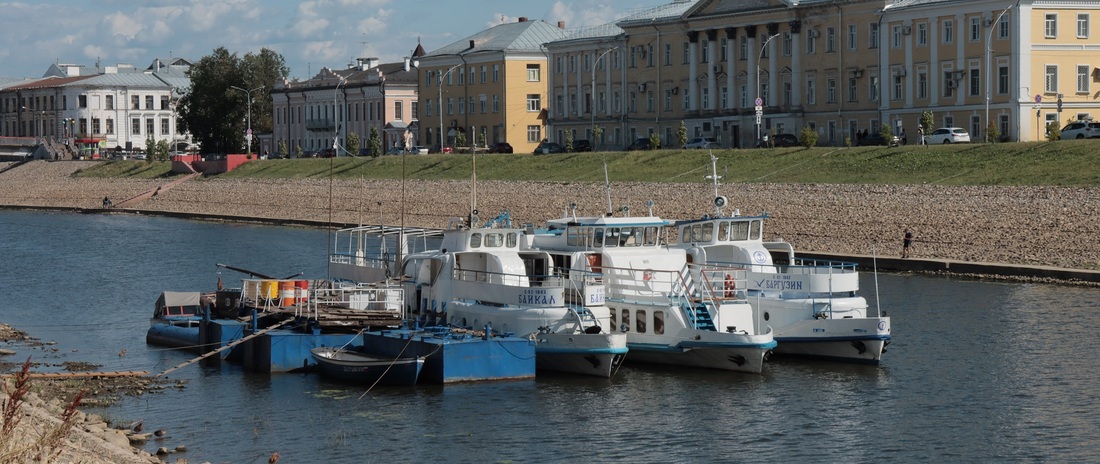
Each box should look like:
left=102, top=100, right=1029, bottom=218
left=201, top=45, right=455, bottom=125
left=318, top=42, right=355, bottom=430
left=799, top=127, right=818, bottom=148
left=1045, top=122, right=1061, bottom=141
left=648, top=132, right=661, bottom=150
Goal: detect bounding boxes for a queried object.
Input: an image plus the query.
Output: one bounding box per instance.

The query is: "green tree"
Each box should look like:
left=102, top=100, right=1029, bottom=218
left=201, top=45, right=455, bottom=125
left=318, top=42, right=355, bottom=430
left=1045, top=121, right=1061, bottom=141
left=455, top=131, right=467, bottom=149
left=155, top=139, right=171, bottom=161
left=592, top=125, right=604, bottom=149
left=294, top=144, right=303, bottom=158
left=476, top=129, right=486, bottom=148
left=919, top=111, right=935, bottom=144
left=648, top=132, right=661, bottom=150
left=879, top=123, right=894, bottom=141
left=985, top=121, right=1000, bottom=143
left=144, top=135, right=157, bottom=160
left=177, top=47, right=288, bottom=154
left=346, top=132, right=361, bottom=156
left=799, top=126, right=818, bottom=148
left=367, top=127, right=382, bottom=157
left=278, top=140, right=288, bottom=158
left=564, top=130, right=574, bottom=152
left=677, top=120, right=688, bottom=148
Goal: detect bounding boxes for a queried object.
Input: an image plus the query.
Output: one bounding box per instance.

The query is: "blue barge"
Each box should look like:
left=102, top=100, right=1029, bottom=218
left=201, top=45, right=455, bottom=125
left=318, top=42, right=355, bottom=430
left=360, top=327, right=535, bottom=384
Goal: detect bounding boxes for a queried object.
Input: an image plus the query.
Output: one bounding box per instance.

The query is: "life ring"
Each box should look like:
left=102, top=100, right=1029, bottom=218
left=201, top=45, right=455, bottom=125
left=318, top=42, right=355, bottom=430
left=642, top=269, right=654, bottom=282
left=724, top=274, right=736, bottom=297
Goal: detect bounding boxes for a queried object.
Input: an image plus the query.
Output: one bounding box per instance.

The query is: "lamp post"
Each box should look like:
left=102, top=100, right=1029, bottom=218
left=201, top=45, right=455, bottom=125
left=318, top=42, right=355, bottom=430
left=438, top=64, right=462, bottom=151
left=591, top=46, right=618, bottom=147
left=985, top=0, right=1020, bottom=143
left=333, top=75, right=347, bottom=155
left=756, top=33, right=780, bottom=146
left=229, top=85, right=262, bottom=155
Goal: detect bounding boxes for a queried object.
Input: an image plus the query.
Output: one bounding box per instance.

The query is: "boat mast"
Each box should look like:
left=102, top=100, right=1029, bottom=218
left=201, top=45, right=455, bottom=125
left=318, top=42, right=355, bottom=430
left=706, top=154, right=727, bottom=217
left=604, top=161, right=612, bottom=215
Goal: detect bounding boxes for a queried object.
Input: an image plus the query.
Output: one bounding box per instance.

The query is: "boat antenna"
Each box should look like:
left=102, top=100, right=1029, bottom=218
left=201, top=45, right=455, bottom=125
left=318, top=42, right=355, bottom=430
left=570, top=202, right=578, bottom=222
left=603, top=160, right=612, bottom=215
left=706, top=153, right=728, bottom=217
left=645, top=199, right=655, bottom=217
left=471, top=151, right=478, bottom=221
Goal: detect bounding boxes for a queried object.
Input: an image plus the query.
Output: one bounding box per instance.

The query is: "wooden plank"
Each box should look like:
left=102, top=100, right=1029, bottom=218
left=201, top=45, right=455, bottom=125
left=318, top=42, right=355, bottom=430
left=1, top=371, right=149, bottom=379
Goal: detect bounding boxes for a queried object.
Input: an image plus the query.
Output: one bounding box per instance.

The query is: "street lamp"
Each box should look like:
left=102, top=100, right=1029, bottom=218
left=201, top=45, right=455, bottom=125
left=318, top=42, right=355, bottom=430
left=756, top=33, right=780, bottom=146
left=229, top=85, right=262, bottom=155
left=333, top=75, right=347, bottom=155
left=591, top=46, right=618, bottom=147
left=985, top=0, right=1020, bottom=143
left=438, top=63, right=462, bottom=151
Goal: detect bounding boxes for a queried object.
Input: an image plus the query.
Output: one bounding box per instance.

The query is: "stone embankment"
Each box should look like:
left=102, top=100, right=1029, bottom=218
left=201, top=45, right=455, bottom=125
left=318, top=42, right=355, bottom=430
left=1, top=160, right=1098, bottom=271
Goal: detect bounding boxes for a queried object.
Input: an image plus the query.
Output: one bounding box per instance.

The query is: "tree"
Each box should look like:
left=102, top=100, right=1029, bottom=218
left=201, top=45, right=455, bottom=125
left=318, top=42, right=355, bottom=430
left=177, top=47, right=289, bottom=155
left=677, top=120, right=688, bottom=148
left=648, top=132, right=661, bottom=150
left=564, top=130, right=574, bottom=152
left=145, top=135, right=157, bottom=161
left=1045, top=121, right=1061, bottom=141
left=985, top=121, right=1000, bottom=143
left=367, top=127, right=382, bottom=157
left=346, top=132, right=361, bottom=156
left=154, top=140, right=171, bottom=161
left=879, top=123, right=894, bottom=141
left=455, top=131, right=467, bottom=149
left=799, top=126, right=818, bottom=148
left=278, top=140, right=288, bottom=158
left=294, top=144, right=303, bottom=158
left=592, top=125, right=604, bottom=149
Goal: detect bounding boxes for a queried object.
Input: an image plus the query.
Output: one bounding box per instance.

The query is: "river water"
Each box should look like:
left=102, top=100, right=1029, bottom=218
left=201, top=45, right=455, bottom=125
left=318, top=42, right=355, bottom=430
left=2, top=210, right=1099, bottom=463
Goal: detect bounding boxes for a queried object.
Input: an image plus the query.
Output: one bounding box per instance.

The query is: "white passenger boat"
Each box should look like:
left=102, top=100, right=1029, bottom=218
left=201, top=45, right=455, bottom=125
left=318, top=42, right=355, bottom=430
left=331, top=212, right=627, bottom=378
left=525, top=206, right=776, bottom=374
left=671, top=156, right=891, bottom=364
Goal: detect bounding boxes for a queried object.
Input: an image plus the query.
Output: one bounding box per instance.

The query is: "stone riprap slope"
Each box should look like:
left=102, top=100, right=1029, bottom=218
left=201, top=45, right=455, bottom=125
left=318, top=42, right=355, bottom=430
left=2, top=161, right=1097, bottom=270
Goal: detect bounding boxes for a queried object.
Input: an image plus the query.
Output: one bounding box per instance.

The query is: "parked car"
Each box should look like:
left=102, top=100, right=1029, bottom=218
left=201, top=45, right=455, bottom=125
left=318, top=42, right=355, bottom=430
left=413, top=145, right=429, bottom=155
left=572, top=139, right=592, bottom=152
left=1059, top=121, right=1100, bottom=139
left=302, top=150, right=319, bottom=158
left=428, top=144, right=453, bottom=154
left=858, top=132, right=900, bottom=147
left=923, top=127, right=971, bottom=144
left=683, top=137, right=719, bottom=149
left=319, top=148, right=337, bottom=158
left=625, top=138, right=652, bottom=151
left=773, top=133, right=800, bottom=147
left=534, top=141, right=563, bottom=154
left=488, top=142, right=513, bottom=153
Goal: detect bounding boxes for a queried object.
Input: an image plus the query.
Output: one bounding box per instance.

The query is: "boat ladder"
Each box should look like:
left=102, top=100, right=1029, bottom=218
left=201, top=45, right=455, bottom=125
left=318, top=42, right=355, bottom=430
left=683, top=302, right=717, bottom=332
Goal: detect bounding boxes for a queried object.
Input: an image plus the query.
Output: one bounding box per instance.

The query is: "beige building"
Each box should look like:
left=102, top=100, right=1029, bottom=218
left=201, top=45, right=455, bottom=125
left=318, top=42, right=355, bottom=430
left=415, top=18, right=569, bottom=153
left=546, top=0, right=1100, bottom=147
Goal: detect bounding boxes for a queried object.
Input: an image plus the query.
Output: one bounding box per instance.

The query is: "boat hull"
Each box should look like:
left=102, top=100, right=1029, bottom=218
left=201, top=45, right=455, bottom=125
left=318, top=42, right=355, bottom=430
left=626, top=332, right=775, bottom=374
left=533, top=332, right=628, bottom=378
left=310, top=347, right=424, bottom=386
left=146, top=320, right=201, bottom=352
left=772, top=316, right=891, bottom=364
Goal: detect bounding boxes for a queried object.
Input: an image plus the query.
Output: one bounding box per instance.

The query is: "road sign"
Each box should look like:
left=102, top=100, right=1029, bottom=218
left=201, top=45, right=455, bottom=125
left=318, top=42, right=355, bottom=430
left=1034, top=94, right=1041, bottom=104
left=247, top=128, right=253, bottom=135
left=755, top=105, right=763, bottom=111
left=755, top=97, right=764, bottom=106
left=755, top=114, right=762, bottom=124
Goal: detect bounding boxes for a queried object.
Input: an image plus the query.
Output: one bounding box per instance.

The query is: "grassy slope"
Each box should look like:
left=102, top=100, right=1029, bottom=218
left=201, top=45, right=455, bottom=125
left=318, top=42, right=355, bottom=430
left=74, top=140, right=1100, bottom=187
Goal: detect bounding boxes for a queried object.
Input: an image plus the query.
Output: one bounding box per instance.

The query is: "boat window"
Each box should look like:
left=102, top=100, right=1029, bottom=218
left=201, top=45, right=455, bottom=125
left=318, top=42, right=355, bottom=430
left=567, top=227, right=579, bottom=246
left=653, top=311, right=665, bottom=334
left=507, top=232, right=517, bottom=248
left=730, top=221, right=749, bottom=241
left=605, top=227, right=619, bottom=247
left=701, top=223, right=714, bottom=241
left=484, top=233, right=502, bottom=247
left=593, top=228, right=604, bottom=247
left=718, top=221, right=730, bottom=241
left=690, top=224, right=702, bottom=242
left=644, top=226, right=659, bottom=246
left=681, top=227, right=691, bottom=244
left=635, top=310, right=646, bottom=333
left=610, top=310, right=617, bottom=328
left=620, top=227, right=637, bottom=246
left=621, top=309, right=630, bottom=332
left=750, top=220, right=762, bottom=240
left=469, top=233, right=482, bottom=248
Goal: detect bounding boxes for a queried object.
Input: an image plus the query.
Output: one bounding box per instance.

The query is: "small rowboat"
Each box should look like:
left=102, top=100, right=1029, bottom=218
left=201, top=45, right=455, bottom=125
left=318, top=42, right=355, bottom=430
left=310, top=347, right=423, bottom=386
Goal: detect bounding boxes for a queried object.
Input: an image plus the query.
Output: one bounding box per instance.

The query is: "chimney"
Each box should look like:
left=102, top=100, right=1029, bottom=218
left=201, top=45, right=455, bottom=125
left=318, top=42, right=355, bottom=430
left=469, top=40, right=475, bottom=50
left=558, top=21, right=565, bottom=29
left=518, top=17, right=527, bottom=22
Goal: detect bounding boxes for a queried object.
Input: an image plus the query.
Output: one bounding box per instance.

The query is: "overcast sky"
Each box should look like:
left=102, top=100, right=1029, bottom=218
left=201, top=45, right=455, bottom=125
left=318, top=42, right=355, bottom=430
left=0, top=0, right=670, bottom=80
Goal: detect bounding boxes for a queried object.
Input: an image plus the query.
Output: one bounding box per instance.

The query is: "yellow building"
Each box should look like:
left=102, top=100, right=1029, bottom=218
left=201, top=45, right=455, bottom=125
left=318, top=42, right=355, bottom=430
left=416, top=18, right=568, bottom=153
left=547, top=0, right=1100, bottom=147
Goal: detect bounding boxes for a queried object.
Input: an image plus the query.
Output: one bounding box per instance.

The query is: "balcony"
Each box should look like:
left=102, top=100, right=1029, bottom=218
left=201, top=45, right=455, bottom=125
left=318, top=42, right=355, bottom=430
left=305, top=118, right=335, bottom=132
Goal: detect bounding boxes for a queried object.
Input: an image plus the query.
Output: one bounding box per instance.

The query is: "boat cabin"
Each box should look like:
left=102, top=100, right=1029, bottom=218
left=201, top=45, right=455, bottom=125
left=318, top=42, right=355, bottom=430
left=152, top=291, right=203, bottom=323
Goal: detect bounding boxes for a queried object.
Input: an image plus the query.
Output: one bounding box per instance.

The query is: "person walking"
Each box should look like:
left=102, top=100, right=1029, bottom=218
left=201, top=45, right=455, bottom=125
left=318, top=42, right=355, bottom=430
left=902, top=229, right=914, bottom=258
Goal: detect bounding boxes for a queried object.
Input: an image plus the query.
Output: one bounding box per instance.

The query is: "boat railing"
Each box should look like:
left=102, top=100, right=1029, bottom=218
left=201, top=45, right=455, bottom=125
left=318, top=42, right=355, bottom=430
left=451, top=268, right=563, bottom=288
left=329, top=252, right=390, bottom=270
left=707, top=258, right=857, bottom=275
left=552, top=266, right=605, bottom=307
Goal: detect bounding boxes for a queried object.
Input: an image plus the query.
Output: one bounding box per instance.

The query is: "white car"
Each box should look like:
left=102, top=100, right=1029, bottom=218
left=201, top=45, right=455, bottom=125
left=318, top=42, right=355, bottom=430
left=683, top=137, right=720, bottom=149
left=1059, top=121, right=1100, bottom=139
left=924, top=127, right=971, bottom=144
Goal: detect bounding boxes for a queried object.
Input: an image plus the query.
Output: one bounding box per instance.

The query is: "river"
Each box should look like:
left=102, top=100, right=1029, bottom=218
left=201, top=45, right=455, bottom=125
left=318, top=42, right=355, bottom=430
left=1, top=210, right=1098, bottom=463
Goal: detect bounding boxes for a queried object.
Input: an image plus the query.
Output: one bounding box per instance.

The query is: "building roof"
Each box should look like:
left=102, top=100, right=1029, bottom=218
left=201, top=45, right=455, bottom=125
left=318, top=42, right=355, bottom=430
left=551, top=0, right=699, bottom=45
left=425, top=18, right=569, bottom=57
left=3, top=75, right=95, bottom=91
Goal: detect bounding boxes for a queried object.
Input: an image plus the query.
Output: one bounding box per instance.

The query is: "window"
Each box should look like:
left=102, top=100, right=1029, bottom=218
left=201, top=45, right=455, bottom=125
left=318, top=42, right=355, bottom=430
left=1046, top=65, right=1058, bottom=92
left=870, top=23, right=879, bottom=49
left=783, top=82, right=792, bottom=105
left=998, top=66, right=1009, bottom=94
left=1078, top=14, right=1089, bottom=38
left=740, top=85, right=747, bottom=107
left=131, top=95, right=139, bottom=109
left=999, top=15, right=1010, bottom=39
left=827, top=78, right=836, bottom=103
left=412, top=101, right=418, bottom=119
left=146, top=118, right=154, bottom=135
left=944, top=71, right=955, bottom=97
left=78, top=95, right=87, bottom=108
left=783, top=32, right=792, bottom=56
left=635, top=310, right=646, bottom=333
left=426, top=99, right=433, bottom=117
left=161, top=118, right=169, bottom=135
left=480, top=66, right=486, bottom=83
left=132, top=118, right=140, bottom=135
left=970, top=17, right=981, bottom=41
left=739, top=35, right=748, bottom=60
left=698, top=89, right=705, bottom=110
left=807, top=31, right=817, bottom=54
left=395, top=101, right=403, bottom=120
left=92, top=118, right=100, bottom=135
left=970, top=69, right=981, bottom=96
left=1045, top=14, right=1057, bottom=38
left=105, top=95, right=113, bottom=110
left=145, top=96, right=153, bottom=110
left=826, top=27, right=836, bottom=52
left=584, top=53, right=591, bottom=71
left=492, top=95, right=499, bottom=113
left=720, top=86, right=728, bottom=108
left=720, top=38, right=728, bottom=61
left=1078, top=65, right=1090, bottom=93
left=653, top=311, right=665, bottom=335
left=918, top=72, right=928, bottom=99
left=869, top=76, right=878, bottom=102
left=806, top=77, right=816, bottom=105
left=527, top=94, right=541, bottom=112
left=918, top=23, right=928, bottom=46
left=893, top=74, right=903, bottom=100
left=161, top=95, right=169, bottom=110
left=760, top=34, right=770, bottom=58
left=527, top=125, right=540, bottom=143
left=682, top=42, right=690, bottom=64
left=848, top=25, right=857, bottom=50
left=647, top=44, right=655, bottom=67
left=447, top=97, right=453, bottom=115
left=555, top=57, right=562, bottom=74
left=701, top=40, right=710, bottom=63
left=664, top=43, right=672, bottom=66
left=892, top=25, right=902, bottom=48
left=479, top=95, right=486, bottom=113
left=105, top=119, right=114, bottom=135
left=944, top=20, right=954, bottom=44
left=664, top=89, right=672, bottom=111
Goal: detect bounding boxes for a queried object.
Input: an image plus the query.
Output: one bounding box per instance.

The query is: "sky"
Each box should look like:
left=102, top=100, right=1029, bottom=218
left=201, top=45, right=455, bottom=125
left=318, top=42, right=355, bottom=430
left=0, top=0, right=676, bottom=80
